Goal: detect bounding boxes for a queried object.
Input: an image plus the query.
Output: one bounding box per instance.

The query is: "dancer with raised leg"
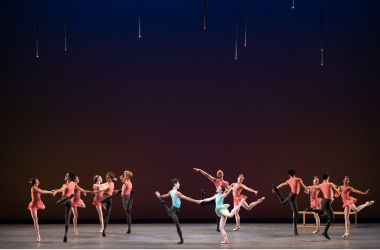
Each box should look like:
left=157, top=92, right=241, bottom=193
left=71, top=176, right=91, bottom=235
left=306, top=172, right=340, bottom=240
left=200, top=185, right=244, bottom=244
left=338, top=176, right=374, bottom=238
left=93, top=172, right=121, bottom=237
left=193, top=168, right=229, bottom=231
left=118, top=170, right=134, bottom=234
left=92, top=175, right=104, bottom=232
left=272, top=168, right=308, bottom=236
left=52, top=172, right=76, bottom=242
left=28, top=178, right=53, bottom=242
left=305, top=176, right=323, bottom=234
left=229, top=174, right=265, bottom=231
left=155, top=179, right=200, bottom=244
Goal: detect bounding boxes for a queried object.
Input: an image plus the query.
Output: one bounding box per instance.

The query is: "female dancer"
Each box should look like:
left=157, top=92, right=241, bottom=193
left=229, top=174, right=265, bottom=231
left=305, top=176, right=323, bottom=234
left=201, top=185, right=245, bottom=244
left=272, top=168, right=308, bottom=236
left=155, top=179, right=200, bottom=244
left=193, top=168, right=229, bottom=231
left=28, top=178, right=53, bottom=242
left=93, top=175, right=104, bottom=232
left=306, top=172, right=340, bottom=240
left=338, top=176, right=374, bottom=238
left=52, top=172, right=76, bottom=242
left=119, top=170, right=134, bottom=234
left=93, top=172, right=121, bottom=236
left=71, top=176, right=91, bottom=235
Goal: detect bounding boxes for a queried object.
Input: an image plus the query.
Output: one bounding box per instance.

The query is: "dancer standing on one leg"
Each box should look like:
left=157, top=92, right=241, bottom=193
left=306, top=172, right=340, bottom=240
left=155, top=179, right=200, bottom=244
left=52, top=172, right=76, bottom=242
left=305, top=176, right=323, bottom=234
left=93, top=172, right=121, bottom=236
left=71, top=176, right=91, bottom=235
left=272, top=168, right=308, bottom=236
left=200, top=185, right=244, bottom=244
left=117, top=170, right=134, bottom=234
left=28, top=178, right=53, bottom=242
left=229, top=174, right=265, bottom=231
left=338, top=176, right=374, bottom=238
left=92, top=175, right=104, bottom=232
left=193, top=168, right=229, bottom=231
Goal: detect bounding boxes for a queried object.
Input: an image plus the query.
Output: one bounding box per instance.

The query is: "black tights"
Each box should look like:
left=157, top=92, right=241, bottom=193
left=157, top=197, right=183, bottom=243
left=101, top=194, right=112, bottom=236
left=274, top=190, right=299, bottom=232
left=311, top=198, right=334, bottom=235
left=57, top=196, right=72, bottom=238
left=122, top=191, right=134, bottom=233
left=200, top=190, right=220, bottom=231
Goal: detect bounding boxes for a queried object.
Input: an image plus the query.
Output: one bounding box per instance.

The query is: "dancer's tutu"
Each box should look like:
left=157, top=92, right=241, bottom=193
left=93, top=196, right=102, bottom=206
left=233, top=194, right=247, bottom=205
left=72, top=198, right=84, bottom=208
left=28, top=200, right=45, bottom=211
left=342, top=196, right=357, bottom=208
left=310, top=197, right=322, bottom=208
left=215, top=204, right=230, bottom=217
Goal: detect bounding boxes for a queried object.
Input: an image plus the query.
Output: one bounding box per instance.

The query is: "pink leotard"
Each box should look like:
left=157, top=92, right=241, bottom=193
left=232, top=183, right=247, bottom=205
left=122, top=180, right=132, bottom=196
left=27, top=188, right=45, bottom=211
left=62, top=181, right=75, bottom=196
left=340, top=186, right=357, bottom=208
left=71, top=188, right=84, bottom=208
left=103, top=181, right=114, bottom=195
left=310, top=188, right=322, bottom=208
left=213, top=178, right=229, bottom=189
left=93, top=184, right=103, bottom=206
left=286, top=177, right=301, bottom=194
left=319, top=182, right=334, bottom=200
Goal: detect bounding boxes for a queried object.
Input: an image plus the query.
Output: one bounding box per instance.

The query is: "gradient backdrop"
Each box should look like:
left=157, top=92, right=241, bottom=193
left=1, top=0, right=379, bottom=221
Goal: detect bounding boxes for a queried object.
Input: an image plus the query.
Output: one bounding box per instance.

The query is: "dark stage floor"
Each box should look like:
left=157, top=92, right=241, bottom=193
left=1, top=223, right=380, bottom=249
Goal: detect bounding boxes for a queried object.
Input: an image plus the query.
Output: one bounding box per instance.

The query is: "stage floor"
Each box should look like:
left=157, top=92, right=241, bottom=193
left=1, top=223, right=380, bottom=249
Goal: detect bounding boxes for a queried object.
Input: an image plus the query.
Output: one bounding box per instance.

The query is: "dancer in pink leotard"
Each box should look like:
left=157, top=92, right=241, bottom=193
left=305, top=176, right=323, bottom=234
left=28, top=178, right=53, bottom=242
left=229, top=174, right=265, bottom=231
left=337, top=176, right=374, bottom=238
left=92, top=175, right=104, bottom=232
left=71, top=176, right=91, bottom=235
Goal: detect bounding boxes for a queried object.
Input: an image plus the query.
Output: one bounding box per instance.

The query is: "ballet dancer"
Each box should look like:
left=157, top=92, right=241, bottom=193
left=93, top=172, right=121, bottom=236
left=52, top=172, right=76, bottom=242
left=193, top=168, right=229, bottom=231
left=200, top=185, right=245, bottom=244
left=306, top=172, right=340, bottom=240
left=118, top=170, right=134, bottom=234
left=155, top=179, right=200, bottom=244
left=272, top=168, right=308, bottom=236
left=305, top=176, right=323, bottom=234
left=229, top=174, right=265, bottom=231
left=338, top=176, right=374, bottom=238
left=28, top=178, right=53, bottom=242
left=71, top=176, right=91, bottom=235
left=92, top=175, right=104, bottom=232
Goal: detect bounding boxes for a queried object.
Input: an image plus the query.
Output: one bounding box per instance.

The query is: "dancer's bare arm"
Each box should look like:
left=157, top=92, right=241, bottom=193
left=119, top=175, right=129, bottom=186
left=93, top=183, right=110, bottom=193
left=350, top=187, right=370, bottom=195
left=242, top=185, right=258, bottom=195
left=155, top=191, right=170, bottom=198
left=75, top=184, right=91, bottom=195
left=176, top=192, right=200, bottom=204
left=193, top=168, right=215, bottom=182
left=201, top=195, right=217, bottom=202
left=221, top=187, right=234, bottom=199
left=299, top=179, right=308, bottom=190
left=52, top=185, right=67, bottom=196
left=33, top=187, right=53, bottom=195
left=332, top=183, right=340, bottom=195
left=276, top=182, right=288, bottom=189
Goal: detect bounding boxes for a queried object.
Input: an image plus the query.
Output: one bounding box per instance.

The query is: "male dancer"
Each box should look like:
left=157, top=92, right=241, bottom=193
left=272, top=168, right=308, bottom=236
left=155, top=179, right=200, bottom=244
left=193, top=168, right=229, bottom=231
left=306, top=172, right=340, bottom=240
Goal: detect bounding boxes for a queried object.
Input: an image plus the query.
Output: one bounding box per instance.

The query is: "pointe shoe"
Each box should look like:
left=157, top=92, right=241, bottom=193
left=233, top=227, right=240, bottom=231
left=366, top=201, right=374, bottom=206
left=74, top=230, right=78, bottom=235
left=221, top=240, right=229, bottom=244
left=37, top=235, right=41, bottom=242
left=342, top=232, right=349, bottom=238
left=63, top=236, right=67, bottom=242
left=313, top=229, right=320, bottom=234
left=100, top=228, right=104, bottom=232
left=258, top=197, right=265, bottom=203
left=322, top=232, right=330, bottom=240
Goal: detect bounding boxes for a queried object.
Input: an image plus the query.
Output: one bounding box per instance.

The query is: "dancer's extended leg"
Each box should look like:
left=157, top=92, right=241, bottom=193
left=220, top=199, right=245, bottom=218
left=101, top=190, right=122, bottom=204
left=31, top=210, right=40, bottom=242
left=273, top=185, right=286, bottom=204
left=219, top=216, right=229, bottom=244
left=95, top=206, right=104, bottom=232
left=56, top=194, right=74, bottom=205
left=157, top=196, right=171, bottom=216
left=242, top=197, right=265, bottom=210
left=349, top=201, right=374, bottom=213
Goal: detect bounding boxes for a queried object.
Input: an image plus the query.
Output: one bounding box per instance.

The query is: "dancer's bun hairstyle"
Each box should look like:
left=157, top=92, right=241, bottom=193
left=94, top=175, right=100, bottom=183
left=322, top=172, right=330, bottom=180
left=217, top=170, right=224, bottom=179
left=239, top=174, right=245, bottom=181
left=29, top=178, right=36, bottom=185
left=344, top=176, right=350, bottom=180
left=124, top=170, right=133, bottom=179
left=313, top=176, right=319, bottom=180
left=68, top=171, right=76, bottom=181
left=171, top=179, right=179, bottom=187
left=287, top=169, right=296, bottom=176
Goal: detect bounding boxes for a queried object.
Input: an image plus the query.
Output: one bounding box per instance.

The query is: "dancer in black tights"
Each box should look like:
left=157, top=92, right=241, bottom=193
left=155, top=179, right=200, bottom=244
left=52, top=172, right=76, bottom=242
left=118, top=170, right=134, bottom=234
left=306, top=172, right=340, bottom=240
left=272, top=168, right=307, bottom=236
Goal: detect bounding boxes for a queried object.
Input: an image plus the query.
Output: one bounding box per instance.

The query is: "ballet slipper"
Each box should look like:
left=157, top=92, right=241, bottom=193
left=221, top=239, right=229, bottom=244
left=342, top=232, right=349, bottom=238
left=233, top=226, right=240, bottom=231
left=366, top=201, right=374, bottom=206
left=37, top=234, right=41, bottom=242
left=313, top=229, right=320, bottom=234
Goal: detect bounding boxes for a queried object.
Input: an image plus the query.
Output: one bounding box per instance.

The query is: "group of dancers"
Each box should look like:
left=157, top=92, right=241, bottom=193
left=28, top=168, right=374, bottom=245
left=28, top=171, right=134, bottom=242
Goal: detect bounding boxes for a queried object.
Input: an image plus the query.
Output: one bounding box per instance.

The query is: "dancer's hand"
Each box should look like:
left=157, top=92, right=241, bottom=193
left=193, top=168, right=200, bottom=172
left=90, top=191, right=94, bottom=194
left=196, top=200, right=201, bottom=204
left=334, top=193, right=339, bottom=198
left=155, top=191, right=161, bottom=197
left=119, top=175, right=124, bottom=179
left=84, top=193, right=87, bottom=196
left=254, top=191, right=258, bottom=195
left=52, top=191, right=57, bottom=196
left=364, top=189, right=370, bottom=194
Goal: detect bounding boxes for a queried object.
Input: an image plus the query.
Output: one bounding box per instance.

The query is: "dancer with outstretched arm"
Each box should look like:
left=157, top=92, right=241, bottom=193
left=155, top=179, right=200, bottom=244
left=338, top=176, right=374, bottom=238
left=193, top=168, right=229, bottom=231
left=92, top=175, right=105, bottom=232
left=200, top=185, right=245, bottom=244
left=28, top=178, right=53, bottom=242
left=52, top=172, right=76, bottom=242
left=229, top=174, right=265, bottom=231
left=118, top=170, right=134, bottom=234
left=305, top=176, right=323, bottom=234
left=272, top=168, right=308, bottom=236
left=306, top=172, right=340, bottom=240
left=71, top=176, right=91, bottom=235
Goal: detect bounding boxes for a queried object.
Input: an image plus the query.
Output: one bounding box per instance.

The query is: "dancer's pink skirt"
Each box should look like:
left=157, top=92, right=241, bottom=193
left=93, top=196, right=102, bottom=206
left=233, top=194, right=247, bottom=205
left=342, top=196, right=357, bottom=208
left=28, top=200, right=45, bottom=211
left=72, top=198, right=84, bottom=208
left=310, top=197, right=322, bottom=208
